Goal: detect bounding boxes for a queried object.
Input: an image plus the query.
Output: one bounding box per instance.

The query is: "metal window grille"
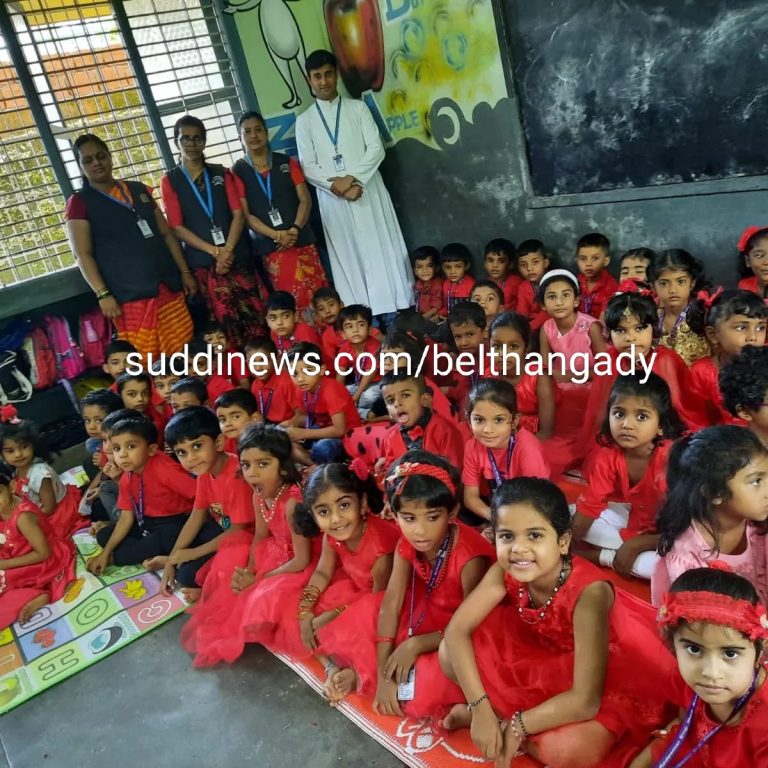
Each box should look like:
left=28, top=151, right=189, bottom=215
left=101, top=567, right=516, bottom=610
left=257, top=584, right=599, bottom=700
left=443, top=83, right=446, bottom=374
left=0, top=0, right=246, bottom=288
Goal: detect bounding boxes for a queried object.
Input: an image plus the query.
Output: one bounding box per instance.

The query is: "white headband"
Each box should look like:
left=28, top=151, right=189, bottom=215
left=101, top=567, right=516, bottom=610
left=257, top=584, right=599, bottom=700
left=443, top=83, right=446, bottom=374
left=539, top=269, right=579, bottom=295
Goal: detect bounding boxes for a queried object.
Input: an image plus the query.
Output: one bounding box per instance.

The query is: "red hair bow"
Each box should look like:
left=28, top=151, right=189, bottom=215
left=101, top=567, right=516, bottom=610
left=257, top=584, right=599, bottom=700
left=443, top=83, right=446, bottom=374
left=737, top=226, right=768, bottom=254
left=349, top=457, right=369, bottom=483
left=696, top=286, right=724, bottom=310
left=0, top=404, right=18, bottom=424
left=615, top=279, right=656, bottom=300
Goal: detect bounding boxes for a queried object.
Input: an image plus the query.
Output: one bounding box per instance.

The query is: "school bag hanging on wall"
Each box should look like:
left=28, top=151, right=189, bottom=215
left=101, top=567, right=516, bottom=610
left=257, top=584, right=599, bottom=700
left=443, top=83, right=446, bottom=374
left=79, top=307, right=113, bottom=368
left=21, top=327, right=57, bottom=390
left=0, top=350, right=33, bottom=404
left=45, top=316, right=86, bottom=380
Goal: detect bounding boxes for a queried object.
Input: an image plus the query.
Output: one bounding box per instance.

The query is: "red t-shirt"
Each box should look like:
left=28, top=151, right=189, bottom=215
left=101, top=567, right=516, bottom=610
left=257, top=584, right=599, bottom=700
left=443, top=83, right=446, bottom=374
left=517, top=280, right=548, bottom=330
left=442, top=276, right=476, bottom=315
left=337, top=336, right=382, bottom=384
left=117, top=452, right=196, bottom=518
left=415, top=277, right=444, bottom=314
left=193, top=453, right=254, bottom=530
left=289, top=377, right=362, bottom=430
left=496, top=274, right=523, bottom=311
left=462, top=428, right=550, bottom=486
left=160, top=171, right=243, bottom=229
left=380, top=411, right=464, bottom=474
left=251, top=371, right=296, bottom=423
left=578, top=270, right=619, bottom=319
left=207, top=374, right=238, bottom=405
left=270, top=322, right=322, bottom=354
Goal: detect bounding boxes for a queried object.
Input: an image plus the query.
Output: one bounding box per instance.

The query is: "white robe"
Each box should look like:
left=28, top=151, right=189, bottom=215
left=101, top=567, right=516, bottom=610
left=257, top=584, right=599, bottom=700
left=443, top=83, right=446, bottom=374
left=295, top=95, right=413, bottom=315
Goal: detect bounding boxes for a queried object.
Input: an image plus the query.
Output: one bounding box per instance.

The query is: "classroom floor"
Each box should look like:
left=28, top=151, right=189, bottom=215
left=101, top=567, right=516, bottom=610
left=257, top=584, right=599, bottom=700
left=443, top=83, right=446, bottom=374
left=0, top=615, right=403, bottom=768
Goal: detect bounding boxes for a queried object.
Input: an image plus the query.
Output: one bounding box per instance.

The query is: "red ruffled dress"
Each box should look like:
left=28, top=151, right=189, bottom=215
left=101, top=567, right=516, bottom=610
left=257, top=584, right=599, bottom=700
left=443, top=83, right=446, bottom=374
left=468, top=558, right=676, bottom=762
left=316, top=523, right=494, bottom=716
left=650, top=664, right=768, bottom=767
left=269, top=515, right=401, bottom=660
left=181, top=484, right=311, bottom=667
left=0, top=500, right=76, bottom=629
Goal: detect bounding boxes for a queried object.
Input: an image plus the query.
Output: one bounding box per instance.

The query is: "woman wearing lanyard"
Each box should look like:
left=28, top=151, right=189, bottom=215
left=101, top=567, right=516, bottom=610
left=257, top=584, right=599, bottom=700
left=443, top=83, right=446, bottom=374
left=160, top=115, right=266, bottom=348
left=65, top=134, right=196, bottom=359
left=232, top=111, right=328, bottom=321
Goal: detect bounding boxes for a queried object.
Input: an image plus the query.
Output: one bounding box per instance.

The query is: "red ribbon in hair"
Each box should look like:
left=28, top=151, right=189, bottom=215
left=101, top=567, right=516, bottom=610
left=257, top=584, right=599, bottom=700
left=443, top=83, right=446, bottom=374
left=696, top=286, right=724, bottom=310
left=385, top=461, right=456, bottom=497
left=737, top=226, right=768, bottom=254
left=349, top=457, right=369, bottom=483
left=614, top=279, right=656, bottom=300
left=0, top=404, right=18, bottom=424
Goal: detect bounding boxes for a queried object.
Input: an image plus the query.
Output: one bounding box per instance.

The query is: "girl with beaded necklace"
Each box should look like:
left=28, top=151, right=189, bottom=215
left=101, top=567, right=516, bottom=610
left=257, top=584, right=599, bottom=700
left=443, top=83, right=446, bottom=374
left=440, top=477, right=676, bottom=768
left=310, top=450, right=493, bottom=717
left=180, top=423, right=311, bottom=667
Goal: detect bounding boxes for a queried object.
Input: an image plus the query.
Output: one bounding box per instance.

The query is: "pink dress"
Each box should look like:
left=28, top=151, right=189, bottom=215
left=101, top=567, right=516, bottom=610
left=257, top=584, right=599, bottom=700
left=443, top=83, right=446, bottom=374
left=0, top=500, right=76, bottom=629
left=652, top=522, right=768, bottom=607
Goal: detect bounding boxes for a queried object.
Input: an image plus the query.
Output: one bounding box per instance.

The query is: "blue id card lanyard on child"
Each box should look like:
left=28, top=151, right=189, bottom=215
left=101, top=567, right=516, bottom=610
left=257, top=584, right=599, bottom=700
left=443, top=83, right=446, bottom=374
left=128, top=472, right=146, bottom=533
left=257, top=389, right=273, bottom=419
left=487, top=435, right=516, bottom=487
left=654, top=670, right=758, bottom=768
left=94, top=181, right=154, bottom=239
left=180, top=165, right=225, bottom=245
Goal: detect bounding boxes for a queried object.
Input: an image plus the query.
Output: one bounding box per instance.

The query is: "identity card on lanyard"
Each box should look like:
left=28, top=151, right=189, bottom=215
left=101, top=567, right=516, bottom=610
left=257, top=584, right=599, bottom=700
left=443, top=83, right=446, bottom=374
left=95, top=181, right=154, bottom=239
left=316, top=100, right=345, bottom=172
left=181, top=166, right=225, bottom=245
left=247, top=156, right=283, bottom=227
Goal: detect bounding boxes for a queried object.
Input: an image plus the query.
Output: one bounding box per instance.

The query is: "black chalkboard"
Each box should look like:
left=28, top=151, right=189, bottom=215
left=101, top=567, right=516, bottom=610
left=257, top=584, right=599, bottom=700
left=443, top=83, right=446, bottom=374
left=505, top=0, right=768, bottom=196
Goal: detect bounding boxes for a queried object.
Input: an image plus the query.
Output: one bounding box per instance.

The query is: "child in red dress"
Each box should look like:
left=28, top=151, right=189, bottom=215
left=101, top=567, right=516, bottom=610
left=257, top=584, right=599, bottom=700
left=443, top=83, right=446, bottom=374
left=440, top=243, right=476, bottom=317
left=574, top=373, right=686, bottom=580
left=441, top=477, right=676, bottom=768
left=411, top=245, right=443, bottom=322
left=463, top=379, right=550, bottom=523
left=484, top=238, right=522, bottom=312
left=690, top=289, right=768, bottom=426
left=0, top=471, right=76, bottom=629
left=0, top=406, right=84, bottom=539
left=575, top=231, right=618, bottom=320
left=631, top=566, right=768, bottom=768
left=159, top=407, right=254, bottom=601
left=180, top=422, right=308, bottom=667
left=314, top=451, right=493, bottom=716
left=280, top=462, right=399, bottom=703
left=516, top=239, right=551, bottom=333
left=736, top=225, right=768, bottom=300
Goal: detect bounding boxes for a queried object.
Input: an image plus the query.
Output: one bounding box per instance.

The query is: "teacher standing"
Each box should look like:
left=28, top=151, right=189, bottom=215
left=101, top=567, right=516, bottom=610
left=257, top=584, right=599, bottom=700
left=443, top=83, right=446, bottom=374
left=65, top=134, right=196, bottom=359
left=160, top=115, right=266, bottom=348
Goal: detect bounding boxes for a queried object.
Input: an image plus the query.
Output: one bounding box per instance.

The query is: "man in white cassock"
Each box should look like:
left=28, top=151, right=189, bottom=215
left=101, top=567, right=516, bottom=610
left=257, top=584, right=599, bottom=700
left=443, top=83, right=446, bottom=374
left=294, top=49, right=413, bottom=321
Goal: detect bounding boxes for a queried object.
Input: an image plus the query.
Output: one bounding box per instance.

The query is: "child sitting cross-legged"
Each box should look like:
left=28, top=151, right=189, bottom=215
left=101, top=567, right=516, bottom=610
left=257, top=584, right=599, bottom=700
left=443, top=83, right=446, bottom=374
left=158, top=407, right=255, bottom=602
left=87, top=415, right=196, bottom=575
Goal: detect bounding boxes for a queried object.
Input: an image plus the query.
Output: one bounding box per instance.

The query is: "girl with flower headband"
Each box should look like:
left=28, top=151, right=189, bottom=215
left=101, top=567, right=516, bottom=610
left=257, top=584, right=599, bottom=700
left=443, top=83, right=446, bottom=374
left=180, top=423, right=313, bottom=668
left=0, top=405, right=85, bottom=539
left=650, top=249, right=711, bottom=366
left=0, top=469, right=76, bottom=629
left=579, top=285, right=709, bottom=454
left=688, top=289, right=768, bottom=427
left=313, top=450, right=493, bottom=715
left=272, top=461, right=399, bottom=704
left=629, top=566, right=768, bottom=768
left=652, top=426, right=768, bottom=609
left=736, top=225, right=768, bottom=301
left=440, top=477, right=676, bottom=767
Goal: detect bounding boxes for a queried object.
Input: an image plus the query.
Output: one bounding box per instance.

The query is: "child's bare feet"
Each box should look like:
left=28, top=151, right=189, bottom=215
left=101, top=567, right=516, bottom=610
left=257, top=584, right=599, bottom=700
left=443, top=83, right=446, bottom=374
left=181, top=587, right=202, bottom=603
left=330, top=668, right=356, bottom=703
left=143, top=555, right=168, bottom=571
left=88, top=521, right=108, bottom=536
left=441, top=703, right=472, bottom=730
left=18, top=594, right=49, bottom=624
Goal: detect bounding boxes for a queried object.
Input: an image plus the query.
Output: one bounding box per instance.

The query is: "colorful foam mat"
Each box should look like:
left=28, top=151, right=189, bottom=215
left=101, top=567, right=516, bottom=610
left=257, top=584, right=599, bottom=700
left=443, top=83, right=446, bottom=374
left=0, top=532, right=185, bottom=715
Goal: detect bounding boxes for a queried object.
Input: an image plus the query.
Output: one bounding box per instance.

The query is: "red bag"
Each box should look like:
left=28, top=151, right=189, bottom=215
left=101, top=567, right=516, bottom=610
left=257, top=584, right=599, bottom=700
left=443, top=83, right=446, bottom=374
left=79, top=308, right=113, bottom=368
left=22, top=328, right=57, bottom=390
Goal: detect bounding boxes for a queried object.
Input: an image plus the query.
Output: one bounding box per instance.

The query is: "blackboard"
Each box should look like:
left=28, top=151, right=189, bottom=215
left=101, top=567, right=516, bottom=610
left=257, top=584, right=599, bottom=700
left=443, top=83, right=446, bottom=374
left=505, top=0, right=768, bottom=196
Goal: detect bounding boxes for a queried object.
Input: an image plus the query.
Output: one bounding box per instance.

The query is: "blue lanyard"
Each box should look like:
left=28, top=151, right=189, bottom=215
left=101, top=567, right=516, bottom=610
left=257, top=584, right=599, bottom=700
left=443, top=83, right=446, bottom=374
left=315, top=99, right=342, bottom=152
left=655, top=671, right=758, bottom=768
left=93, top=180, right=134, bottom=212
left=408, top=528, right=452, bottom=637
left=257, top=388, right=274, bottom=419
left=487, top=435, right=516, bottom=486
left=657, top=307, right=688, bottom=344
left=180, top=165, right=214, bottom=221
left=129, top=472, right=145, bottom=528
left=244, top=154, right=274, bottom=205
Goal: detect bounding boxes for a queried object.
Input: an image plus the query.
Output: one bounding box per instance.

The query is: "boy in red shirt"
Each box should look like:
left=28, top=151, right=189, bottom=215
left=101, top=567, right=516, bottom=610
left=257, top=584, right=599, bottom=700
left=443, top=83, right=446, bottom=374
left=445, top=302, right=489, bottom=409
left=215, top=389, right=258, bottom=454
left=516, top=239, right=550, bottom=332
left=103, top=339, right=137, bottom=385
left=115, top=371, right=168, bottom=447
left=336, top=304, right=383, bottom=419
left=312, top=287, right=345, bottom=366
left=160, top=407, right=254, bottom=600
left=576, top=232, right=618, bottom=319
left=148, top=359, right=178, bottom=423
left=282, top=341, right=361, bottom=465
left=440, top=242, right=476, bottom=317
left=376, top=371, right=463, bottom=476
left=266, top=290, right=322, bottom=354
left=245, top=336, right=296, bottom=424
left=87, top=416, right=196, bottom=574
left=200, top=320, right=249, bottom=389
left=483, top=238, right=522, bottom=311
left=411, top=245, right=443, bottom=321
left=169, top=377, right=209, bottom=413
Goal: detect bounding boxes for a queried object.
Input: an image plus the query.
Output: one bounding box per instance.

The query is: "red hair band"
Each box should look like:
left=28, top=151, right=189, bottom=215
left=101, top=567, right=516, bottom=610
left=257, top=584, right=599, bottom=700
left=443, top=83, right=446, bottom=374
left=696, top=286, right=724, bottom=311
left=614, top=279, right=656, bottom=300
left=385, top=461, right=456, bottom=497
left=349, top=457, right=369, bottom=483
left=737, top=226, right=768, bottom=254
left=0, top=405, right=19, bottom=424
left=658, top=590, right=768, bottom=642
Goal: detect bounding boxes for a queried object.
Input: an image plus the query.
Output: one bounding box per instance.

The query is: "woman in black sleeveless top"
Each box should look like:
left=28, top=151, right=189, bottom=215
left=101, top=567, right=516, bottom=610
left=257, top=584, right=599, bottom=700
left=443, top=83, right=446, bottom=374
left=160, top=115, right=266, bottom=348
left=64, top=134, right=196, bottom=359
left=232, top=112, right=328, bottom=321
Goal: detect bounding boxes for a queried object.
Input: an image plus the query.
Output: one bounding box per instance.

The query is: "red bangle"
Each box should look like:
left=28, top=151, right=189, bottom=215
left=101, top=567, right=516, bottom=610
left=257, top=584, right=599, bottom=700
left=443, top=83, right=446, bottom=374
left=375, top=636, right=395, bottom=644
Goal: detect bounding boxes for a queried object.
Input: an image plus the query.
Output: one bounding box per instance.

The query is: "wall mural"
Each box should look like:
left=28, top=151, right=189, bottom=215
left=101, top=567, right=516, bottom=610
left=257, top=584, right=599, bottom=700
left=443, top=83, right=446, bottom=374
left=224, top=0, right=508, bottom=153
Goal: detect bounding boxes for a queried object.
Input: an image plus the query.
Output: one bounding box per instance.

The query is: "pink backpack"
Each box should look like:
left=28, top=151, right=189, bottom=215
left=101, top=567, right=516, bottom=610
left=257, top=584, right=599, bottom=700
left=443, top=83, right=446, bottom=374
left=45, top=316, right=86, bottom=380
left=22, top=328, right=57, bottom=390
left=79, top=308, right=113, bottom=368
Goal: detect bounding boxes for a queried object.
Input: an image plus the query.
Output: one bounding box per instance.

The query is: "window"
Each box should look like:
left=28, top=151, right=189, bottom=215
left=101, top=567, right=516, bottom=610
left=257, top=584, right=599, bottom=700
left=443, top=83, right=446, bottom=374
left=0, top=0, right=246, bottom=288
